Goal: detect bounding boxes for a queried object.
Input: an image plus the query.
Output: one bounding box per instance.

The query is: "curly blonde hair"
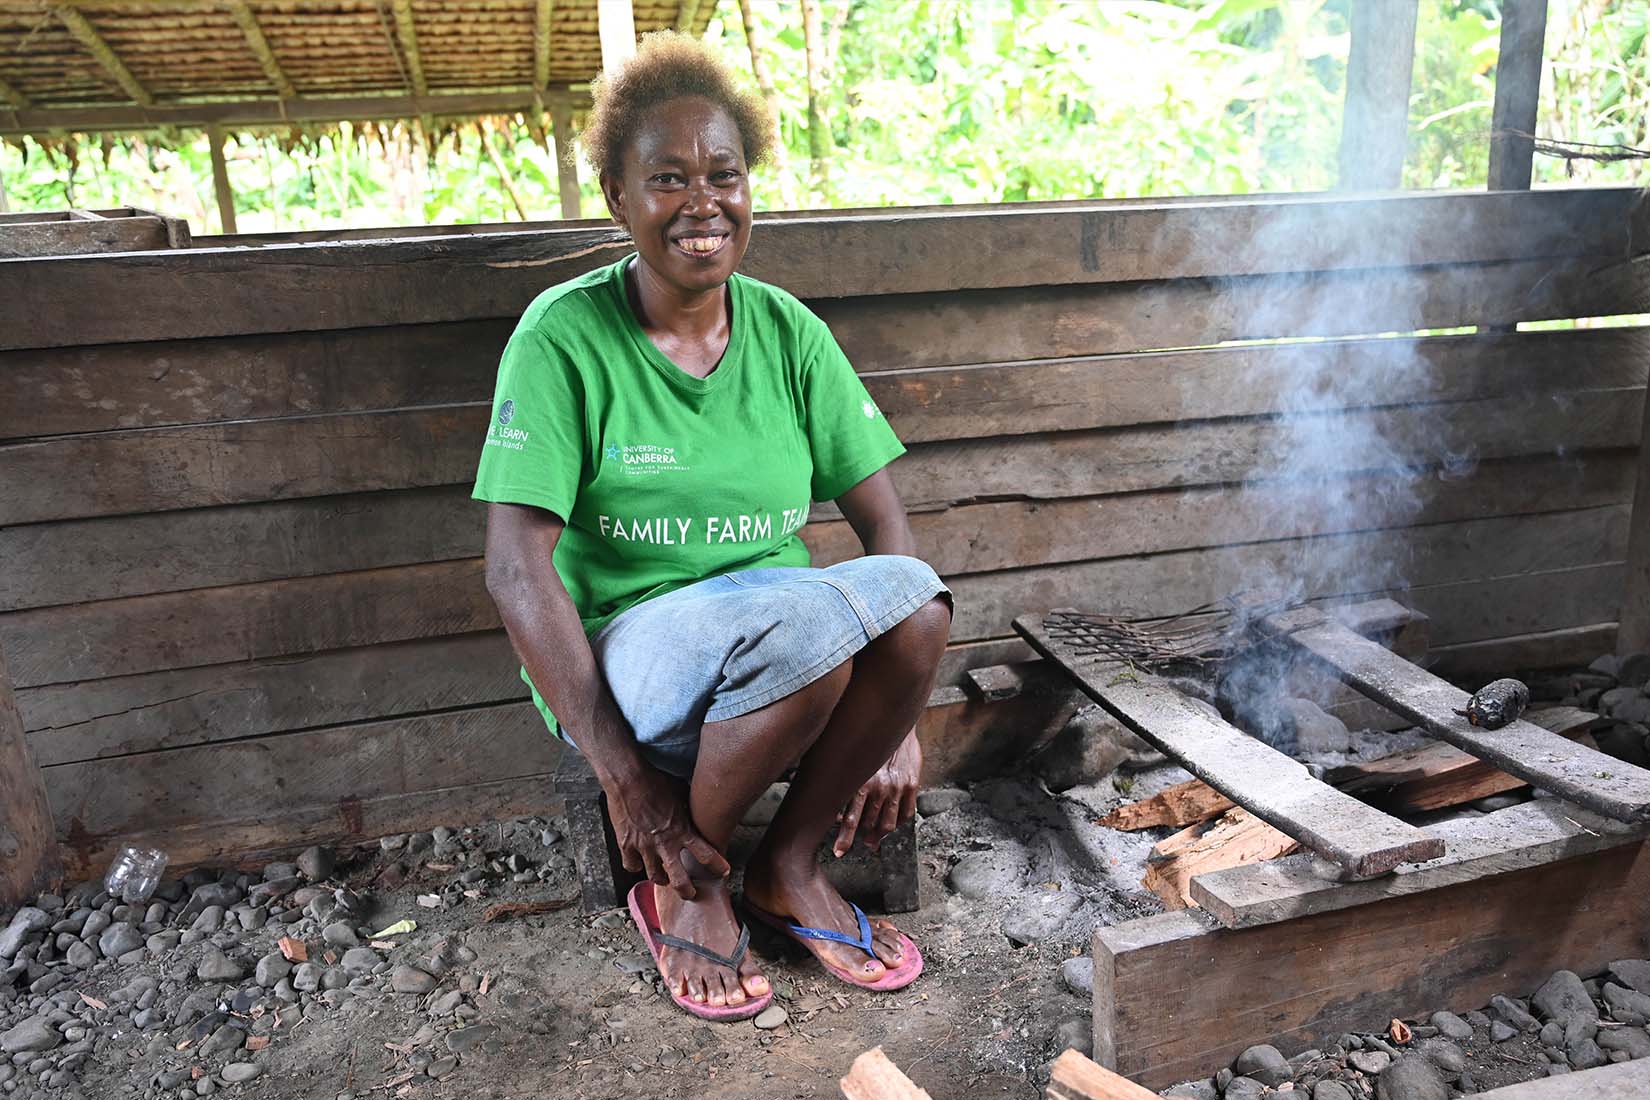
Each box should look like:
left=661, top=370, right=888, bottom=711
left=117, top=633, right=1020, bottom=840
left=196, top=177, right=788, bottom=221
left=582, top=31, right=775, bottom=179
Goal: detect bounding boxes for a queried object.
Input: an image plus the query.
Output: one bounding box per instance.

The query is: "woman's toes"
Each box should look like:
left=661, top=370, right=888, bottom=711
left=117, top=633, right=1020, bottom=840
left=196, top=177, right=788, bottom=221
left=723, top=975, right=747, bottom=1006
left=706, top=974, right=728, bottom=1007
left=687, top=975, right=707, bottom=1004
left=741, top=970, right=770, bottom=998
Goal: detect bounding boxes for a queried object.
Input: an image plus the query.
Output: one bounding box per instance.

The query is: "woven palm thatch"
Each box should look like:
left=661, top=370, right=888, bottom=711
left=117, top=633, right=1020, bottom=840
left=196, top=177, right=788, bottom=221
left=0, top=0, right=715, bottom=138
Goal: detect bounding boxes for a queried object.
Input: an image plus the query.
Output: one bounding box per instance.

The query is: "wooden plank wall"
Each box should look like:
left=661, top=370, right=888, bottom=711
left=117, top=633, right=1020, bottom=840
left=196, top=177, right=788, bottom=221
left=0, top=188, right=1644, bottom=876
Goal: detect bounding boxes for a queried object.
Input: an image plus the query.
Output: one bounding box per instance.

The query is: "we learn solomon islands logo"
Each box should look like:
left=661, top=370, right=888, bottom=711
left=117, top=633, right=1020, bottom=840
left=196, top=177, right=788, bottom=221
left=483, top=399, right=528, bottom=451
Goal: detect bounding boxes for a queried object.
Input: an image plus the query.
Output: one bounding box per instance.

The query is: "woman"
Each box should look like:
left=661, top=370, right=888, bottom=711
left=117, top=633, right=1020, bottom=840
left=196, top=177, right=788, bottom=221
left=474, top=32, right=951, bottom=1022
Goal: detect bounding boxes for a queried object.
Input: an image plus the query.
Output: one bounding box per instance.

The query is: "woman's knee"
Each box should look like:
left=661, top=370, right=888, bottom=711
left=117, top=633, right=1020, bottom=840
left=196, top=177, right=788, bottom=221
left=871, top=596, right=952, bottom=673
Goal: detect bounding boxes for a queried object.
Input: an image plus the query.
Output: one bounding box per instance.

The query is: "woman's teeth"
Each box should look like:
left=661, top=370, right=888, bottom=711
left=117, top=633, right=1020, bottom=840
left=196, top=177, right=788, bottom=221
left=675, top=236, right=726, bottom=256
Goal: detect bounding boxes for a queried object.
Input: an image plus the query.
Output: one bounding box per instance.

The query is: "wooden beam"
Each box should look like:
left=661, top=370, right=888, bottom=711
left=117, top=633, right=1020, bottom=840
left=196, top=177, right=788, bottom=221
left=1622, top=407, right=1650, bottom=653
left=207, top=125, right=238, bottom=234
left=1190, top=800, right=1646, bottom=929
left=0, top=88, right=588, bottom=137
left=0, top=73, right=30, bottom=109
left=1474, top=1060, right=1650, bottom=1099
left=1488, top=0, right=1549, bottom=190
left=226, top=0, right=297, bottom=100
left=1045, top=1050, right=1159, bottom=1100
left=1336, top=0, right=1418, bottom=189
left=51, top=4, right=154, bottom=107
left=1264, top=606, right=1650, bottom=822
left=839, top=1048, right=933, bottom=1100
left=0, top=640, right=59, bottom=906
left=1093, top=840, right=1650, bottom=1090
left=390, top=0, right=428, bottom=97
left=1015, top=614, right=1443, bottom=878
left=534, top=0, right=555, bottom=89
left=549, top=100, right=581, bottom=218
left=598, top=0, right=636, bottom=73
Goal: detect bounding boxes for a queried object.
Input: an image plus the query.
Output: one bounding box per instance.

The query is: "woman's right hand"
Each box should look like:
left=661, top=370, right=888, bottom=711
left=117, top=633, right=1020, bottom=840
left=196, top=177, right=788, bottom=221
left=605, top=767, right=730, bottom=899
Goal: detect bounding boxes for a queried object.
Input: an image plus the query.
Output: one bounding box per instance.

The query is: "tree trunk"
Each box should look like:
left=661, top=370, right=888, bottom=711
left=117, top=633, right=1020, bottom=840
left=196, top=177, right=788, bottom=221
left=799, top=0, right=829, bottom=196
left=736, top=0, right=792, bottom=204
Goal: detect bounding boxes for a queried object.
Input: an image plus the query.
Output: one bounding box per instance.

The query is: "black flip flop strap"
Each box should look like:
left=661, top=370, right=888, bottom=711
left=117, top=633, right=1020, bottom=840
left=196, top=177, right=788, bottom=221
left=654, top=923, right=750, bottom=971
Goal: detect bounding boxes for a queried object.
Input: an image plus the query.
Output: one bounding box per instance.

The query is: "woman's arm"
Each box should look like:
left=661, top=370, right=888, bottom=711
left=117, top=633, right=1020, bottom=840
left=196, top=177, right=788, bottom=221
left=484, top=503, right=728, bottom=895
left=830, top=469, right=926, bottom=854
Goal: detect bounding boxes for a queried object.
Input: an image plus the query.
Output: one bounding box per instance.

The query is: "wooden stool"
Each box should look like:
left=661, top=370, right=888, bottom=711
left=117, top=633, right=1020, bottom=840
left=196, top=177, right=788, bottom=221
left=555, top=748, right=921, bottom=915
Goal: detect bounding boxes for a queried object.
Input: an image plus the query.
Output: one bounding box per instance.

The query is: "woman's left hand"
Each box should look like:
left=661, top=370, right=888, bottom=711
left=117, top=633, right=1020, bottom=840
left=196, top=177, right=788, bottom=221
left=834, top=730, right=922, bottom=856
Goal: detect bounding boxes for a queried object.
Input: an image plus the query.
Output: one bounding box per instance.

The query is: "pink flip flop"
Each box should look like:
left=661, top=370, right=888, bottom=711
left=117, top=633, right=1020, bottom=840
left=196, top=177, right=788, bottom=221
left=744, top=898, right=924, bottom=992
left=626, top=882, right=773, bottom=1022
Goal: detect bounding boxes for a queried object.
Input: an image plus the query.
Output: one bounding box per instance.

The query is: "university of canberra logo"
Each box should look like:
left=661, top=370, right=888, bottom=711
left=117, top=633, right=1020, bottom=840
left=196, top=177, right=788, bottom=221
left=497, top=399, right=516, bottom=427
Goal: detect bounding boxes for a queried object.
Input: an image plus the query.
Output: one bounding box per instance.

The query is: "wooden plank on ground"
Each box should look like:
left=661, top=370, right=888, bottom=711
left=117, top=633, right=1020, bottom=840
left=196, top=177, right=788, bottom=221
left=1016, top=614, right=1442, bottom=878
left=1044, top=1049, right=1158, bottom=1100
left=1189, top=800, right=1646, bottom=928
left=1264, top=607, right=1650, bottom=822
left=1142, top=809, right=1300, bottom=908
left=839, top=1047, right=933, bottom=1100
left=1100, top=779, right=1233, bottom=831
left=3, top=189, right=1637, bottom=349
left=0, top=642, right=58, bottom=904
left=1432, top=623, right=1617, bottom=680
left=1092, top=840, right=1650, bottom=1090
left=1474, top=1059, right=1650, bottom=1100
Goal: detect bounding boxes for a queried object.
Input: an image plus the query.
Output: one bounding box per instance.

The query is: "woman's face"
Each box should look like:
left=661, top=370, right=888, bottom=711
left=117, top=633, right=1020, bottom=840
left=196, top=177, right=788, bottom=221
left=603, top=96, right=752, bottom=297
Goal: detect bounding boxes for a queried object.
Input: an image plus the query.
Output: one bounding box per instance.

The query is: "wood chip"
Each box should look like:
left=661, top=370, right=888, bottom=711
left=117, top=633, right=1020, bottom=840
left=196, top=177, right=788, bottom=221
left=277, top=936, right=308, bottom=963
left=1099, top=778, right=1235, bottom=831
left=416, top=894, right=443, bottom=909
left=191, top=1067, right=205, bottom=1080
left=323, top=950, right=337, bottom=965
left=425, top=862, right=456, bottom=871
left=245, top=1035, right=270, bottom=1052
left=479, top=971, right=493, bottom=996
left=481, top=897, right=577, bottom=923
left=77, top=993, right=107, bottom=1011
left=1390, top=1019, right=1412, bottom=1044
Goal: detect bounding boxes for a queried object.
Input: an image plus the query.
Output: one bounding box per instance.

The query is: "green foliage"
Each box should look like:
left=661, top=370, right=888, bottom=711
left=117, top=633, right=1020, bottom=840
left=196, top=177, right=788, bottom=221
left=0, top=0, right=1642, bottom=230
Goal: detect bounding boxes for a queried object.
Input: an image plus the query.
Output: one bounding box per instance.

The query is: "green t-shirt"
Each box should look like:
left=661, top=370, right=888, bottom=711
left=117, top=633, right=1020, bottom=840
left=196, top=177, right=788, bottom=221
left=472, top=256, right=905, bottom=727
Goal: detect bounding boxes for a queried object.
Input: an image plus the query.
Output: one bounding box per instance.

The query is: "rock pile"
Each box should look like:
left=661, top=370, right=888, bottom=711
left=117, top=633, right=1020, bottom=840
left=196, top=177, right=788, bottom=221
left=1146, top=963, right=1650, bottom=1098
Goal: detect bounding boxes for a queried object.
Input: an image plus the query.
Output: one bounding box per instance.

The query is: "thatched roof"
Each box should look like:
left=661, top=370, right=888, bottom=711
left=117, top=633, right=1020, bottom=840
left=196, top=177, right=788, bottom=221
left=0, top=0, right=715, bottom=137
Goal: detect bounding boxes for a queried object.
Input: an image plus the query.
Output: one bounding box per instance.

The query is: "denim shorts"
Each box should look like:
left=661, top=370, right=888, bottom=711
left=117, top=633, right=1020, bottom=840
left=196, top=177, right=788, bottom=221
left=583, top=554, right=949, bottom=778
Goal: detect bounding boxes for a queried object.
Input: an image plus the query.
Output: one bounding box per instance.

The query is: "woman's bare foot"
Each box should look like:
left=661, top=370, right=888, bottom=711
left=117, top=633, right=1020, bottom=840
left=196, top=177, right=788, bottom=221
left=652, top=880, right=770, bottom=1007
left=742, top=855, right=907, bottom=981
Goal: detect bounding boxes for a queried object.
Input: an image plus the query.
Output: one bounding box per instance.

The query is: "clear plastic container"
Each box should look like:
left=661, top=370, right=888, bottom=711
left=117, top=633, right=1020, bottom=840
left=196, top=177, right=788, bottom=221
left=103, top=846, right=168, bottom=904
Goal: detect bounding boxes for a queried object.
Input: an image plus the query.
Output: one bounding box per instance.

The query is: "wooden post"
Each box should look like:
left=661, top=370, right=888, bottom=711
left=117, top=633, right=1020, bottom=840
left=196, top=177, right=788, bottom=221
left=207, top=125, right=238, bottom=234
left=1620, top=435, right=1650, bottom=653
left=0, top=160, right=9, bottom=213
left=1488, top=0, right=1549, bottom=190
left=597, top=0, right=636, bottom=74
left=0, top=641, right=60, bottom=907
left=550, top=101, right=581, bottom=219
left=1336, top=0, right=1419, bottom=190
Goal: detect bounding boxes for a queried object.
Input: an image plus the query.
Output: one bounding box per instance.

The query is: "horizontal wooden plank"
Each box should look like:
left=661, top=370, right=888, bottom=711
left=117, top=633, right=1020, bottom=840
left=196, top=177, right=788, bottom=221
left=1018, top=614, right=1442, bottom=877
left=823, top=257, right=1648, bottom=372
left=0, top=215, right=172, bottom=259
left=45, top=701, right=559, bottom=850
left=1264, top=607, right=1650, bottom=822
left=1474, top=1061, right=1650, bottom=1100
left=1093, top=841, right=1650, bottom=1090
left=2, top=376, right=1635, bottom=526
left=3, top=506, right=1623, bottom=689
left=1432, top=622, right=1617, bottom=679
left=4, top=189, right=1636, bottom=350
left=5, top=449, right=1628, bottom=612
left=55, top=773, right=562, bottom=882
left=1189, top=800, right=1644, bottom=929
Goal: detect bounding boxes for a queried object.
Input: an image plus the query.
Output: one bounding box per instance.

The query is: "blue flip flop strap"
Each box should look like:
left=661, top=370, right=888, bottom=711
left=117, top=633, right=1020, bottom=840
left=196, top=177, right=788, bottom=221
left=654, top=924, right=751, bottom=971
left=785, top=903, right=874, bottom=956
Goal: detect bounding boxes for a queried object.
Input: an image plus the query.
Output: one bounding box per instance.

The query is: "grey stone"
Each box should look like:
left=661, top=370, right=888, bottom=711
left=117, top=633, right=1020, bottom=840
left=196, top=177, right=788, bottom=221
left=753, top=1005, right=789, bottom=1031
left=0, top=1018, right=61, bottom=1054
left=611, top=953, right=655, bottom=976
left=1283, top=697, right=1353, bottom=754
left=190, top=906, right=224, bottom=934
left=390, top=966, right=436, bottom=995
left=97, top=922, right=144, bottom=959
left=426, top=1057, right=459, bottom=1079
left=428, top=990, right=464, bottom=1016
left=1491, top=994, right=1541, bottom=1032
left=254, top=954, right=291, bottom=988
left=1533, top=971, right=1599, bottom=1034
left=1610, top=959, right=1650, bottom=995
left=1060, top=956, right=1095, bottom=998
left=1349, top=1050, right=1392, bottom=1074
left=201, top=1023, right=245, bottom=1057
left=63, top=941, right=96, bottom=969
left=1313, top=1084, right=1354, bottom=1100
left=1540, top=1021, right=1565, bottom=1046
left=1033, top=706, right=1157, bottom=790
left=340, top=948, right=380, bottom=973
left=1569, top=1035, right=1609, bottom=1070
left=916, top=788, right=970, bottom=816
left=1002, top=891, right=1083, bottom=947
left=146, top=931, right=181, bottom=957
left=321, top=922, right=358, bottom=949
left=1417, top=1039, right=1464, bottom=1078
left=1223, top=1079, right=1265, bottom=1100
left=1377, top=1053, right=1447, bottom=1100
left=946, top=849, right=1027, bottom=900
left=1161, top=1079, right=1218, bottom=1100
left=1604, top=982, right=1650, bottom=1025
left=296, top=846, right=335, bottom=881
left=1491, top=1021, right=1518, bottom=1042
left=1428, top=1011, right=1473, bottom=1040
left=444, top=1025, right=500, bottom=1054
left=221, top=1063, right=261, bottom=1084
left=264, top=862, right=299, bottom=881
left=1600, top=686, right=1642, bottom=716
left=1052, top=1017, right=1090, bottom=1057
left=739, top=784, right=787, bottom=827
left=0, top=909, right=50, bottom=959
left=1598, top=1027, right=1650, bottom=1060
left=197, top=947, right=244, bottom=982
left=291, top=962, right=321, bottom=993
left=1234, top=1044, right=1290, bottom=1086
left=322, top=967, right=348, bottom=990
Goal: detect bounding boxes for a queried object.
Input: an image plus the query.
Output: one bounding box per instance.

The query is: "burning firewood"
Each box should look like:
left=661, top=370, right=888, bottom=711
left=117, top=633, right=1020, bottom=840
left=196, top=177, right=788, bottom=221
left=1453, top=678, right=1531, bottom=730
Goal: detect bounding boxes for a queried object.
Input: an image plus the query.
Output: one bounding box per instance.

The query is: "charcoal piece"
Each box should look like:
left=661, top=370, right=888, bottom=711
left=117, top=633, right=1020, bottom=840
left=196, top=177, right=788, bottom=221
left=1454, top=679, right=1531, bottom=730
